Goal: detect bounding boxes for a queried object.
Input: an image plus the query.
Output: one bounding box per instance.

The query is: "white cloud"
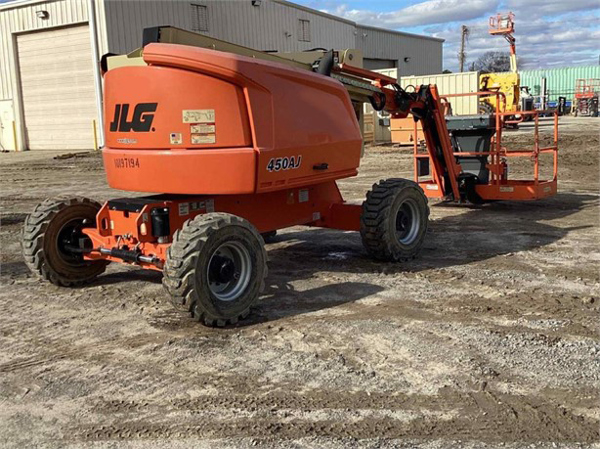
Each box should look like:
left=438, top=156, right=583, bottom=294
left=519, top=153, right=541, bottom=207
left=324, top=0, right=501, bottom=27
left=505, top=0, right=599, bottom=17
left=433, top=14, right=600, bottom=70
left=297, top=0, right=600, bottom=70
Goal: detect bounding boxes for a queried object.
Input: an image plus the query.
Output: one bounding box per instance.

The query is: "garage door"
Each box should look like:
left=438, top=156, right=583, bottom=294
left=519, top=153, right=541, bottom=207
left=17, top=25, right=97, bottom=150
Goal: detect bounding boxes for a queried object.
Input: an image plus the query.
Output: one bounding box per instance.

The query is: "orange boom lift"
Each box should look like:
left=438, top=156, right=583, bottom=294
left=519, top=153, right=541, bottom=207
left=23, top=28, right=558, bottom=326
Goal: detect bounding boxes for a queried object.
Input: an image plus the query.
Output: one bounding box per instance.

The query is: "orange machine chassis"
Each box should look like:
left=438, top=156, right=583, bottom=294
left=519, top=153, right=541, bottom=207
left=82, top=180, right=361, bottom=271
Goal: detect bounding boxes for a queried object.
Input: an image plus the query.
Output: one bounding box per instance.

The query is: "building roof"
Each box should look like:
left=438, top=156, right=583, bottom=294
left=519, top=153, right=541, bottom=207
left=273, top=0, right=355, bottom=25
left=0, top=0, right=56, bottom=11
left=357, top=24, right=444, bottom=43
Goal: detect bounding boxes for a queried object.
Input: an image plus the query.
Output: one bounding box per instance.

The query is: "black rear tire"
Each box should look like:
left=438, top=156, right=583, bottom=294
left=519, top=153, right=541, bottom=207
left=163, top=213, right=268, bottom=327
left=360, top=179, right=429, bottom=262
left=479, top=102, right=494, bottom=115
left=22, top=197, right=108, bottom=287
left=459, top=174, right=485, bottom=205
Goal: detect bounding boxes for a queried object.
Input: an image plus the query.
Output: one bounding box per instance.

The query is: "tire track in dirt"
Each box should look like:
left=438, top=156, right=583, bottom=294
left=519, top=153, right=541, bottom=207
left=70, top=388, right=598, bottom=443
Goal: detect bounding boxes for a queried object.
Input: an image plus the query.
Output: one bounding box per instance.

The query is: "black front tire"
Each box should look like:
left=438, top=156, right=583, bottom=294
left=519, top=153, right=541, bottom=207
left=163, top=213, right=268, bottom=327
left=360, top=179, right=429, bottom=262
left=22, top=197, right=108, bottom=287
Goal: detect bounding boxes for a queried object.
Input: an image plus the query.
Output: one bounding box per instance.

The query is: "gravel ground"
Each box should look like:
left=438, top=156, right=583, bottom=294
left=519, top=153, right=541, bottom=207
left=0, top=117, right=599, bottom=448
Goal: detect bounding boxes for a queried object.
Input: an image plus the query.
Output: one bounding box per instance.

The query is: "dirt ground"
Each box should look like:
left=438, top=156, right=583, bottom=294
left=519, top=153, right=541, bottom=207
left=0, top=117, right=599, bottom=449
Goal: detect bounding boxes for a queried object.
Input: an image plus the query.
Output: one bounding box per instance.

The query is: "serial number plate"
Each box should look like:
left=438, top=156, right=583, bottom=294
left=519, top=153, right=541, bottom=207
left=114, top=157, right=140, bottom=169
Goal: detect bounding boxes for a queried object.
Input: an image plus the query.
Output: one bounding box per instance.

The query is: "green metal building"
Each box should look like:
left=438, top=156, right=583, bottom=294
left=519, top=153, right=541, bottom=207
left=515, top=65, right=600, bottom=103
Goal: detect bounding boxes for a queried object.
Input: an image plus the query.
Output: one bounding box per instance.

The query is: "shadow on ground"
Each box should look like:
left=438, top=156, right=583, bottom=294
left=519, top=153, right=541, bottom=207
left=269, top=192, right=597, bottom=274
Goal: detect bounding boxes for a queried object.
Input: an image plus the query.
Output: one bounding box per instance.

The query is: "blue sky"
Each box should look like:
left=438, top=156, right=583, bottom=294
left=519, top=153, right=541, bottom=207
left=294, top=0, right=600, bottom=71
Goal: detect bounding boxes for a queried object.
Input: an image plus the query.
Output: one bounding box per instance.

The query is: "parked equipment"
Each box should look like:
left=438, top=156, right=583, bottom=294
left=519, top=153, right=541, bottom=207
left=479, top=12, right=520, bottom=116
left=574, top=79, right=599, bottom=117
left=520, top=86, right=535, bottom=117
left=23, top=27, right=559, bottom=327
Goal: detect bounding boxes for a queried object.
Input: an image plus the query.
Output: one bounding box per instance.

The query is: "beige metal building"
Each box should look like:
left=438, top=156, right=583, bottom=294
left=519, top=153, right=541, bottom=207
left=379, top=69, right=480, bottom=116
left=0, top=0, right=443, bottom=151
left=364, top=70, right=480, bottom=143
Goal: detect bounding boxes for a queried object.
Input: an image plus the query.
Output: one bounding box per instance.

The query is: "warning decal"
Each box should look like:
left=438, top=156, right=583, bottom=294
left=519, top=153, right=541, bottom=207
left=178, top=202, right=190, bottom=216
left=183, top=109, right=215, bottom=123
left=191, top=124, right=216, bottom=133
left=192, top=134, right=216, bottom=144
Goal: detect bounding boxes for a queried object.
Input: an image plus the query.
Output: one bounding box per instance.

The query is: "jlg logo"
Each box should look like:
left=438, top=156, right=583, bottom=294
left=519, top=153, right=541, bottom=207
left=109, top=103, right=157, bottom=132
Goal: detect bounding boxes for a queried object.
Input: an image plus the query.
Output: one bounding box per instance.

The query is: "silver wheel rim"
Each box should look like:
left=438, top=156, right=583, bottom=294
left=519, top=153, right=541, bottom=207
left=395, top=198, right=420, bottom=245
left=207, top=241, right=252, bottom=302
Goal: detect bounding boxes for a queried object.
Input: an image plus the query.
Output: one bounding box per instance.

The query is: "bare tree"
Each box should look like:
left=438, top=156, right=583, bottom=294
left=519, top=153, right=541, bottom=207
left=471, top=51, right=511, bottom=73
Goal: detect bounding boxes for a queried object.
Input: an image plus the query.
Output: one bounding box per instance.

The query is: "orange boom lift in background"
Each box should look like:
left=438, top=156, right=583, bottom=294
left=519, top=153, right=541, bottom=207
left=23, top=28, right=558, bottom=326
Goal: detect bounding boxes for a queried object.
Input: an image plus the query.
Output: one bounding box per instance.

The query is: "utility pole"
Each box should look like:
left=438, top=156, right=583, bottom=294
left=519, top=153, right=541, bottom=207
left=458, top=25, right=469, bottom=72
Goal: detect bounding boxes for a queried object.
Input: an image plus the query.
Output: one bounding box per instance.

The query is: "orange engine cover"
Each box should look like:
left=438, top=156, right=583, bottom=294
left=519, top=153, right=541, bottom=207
left=102, top=43, right=363, bottom=195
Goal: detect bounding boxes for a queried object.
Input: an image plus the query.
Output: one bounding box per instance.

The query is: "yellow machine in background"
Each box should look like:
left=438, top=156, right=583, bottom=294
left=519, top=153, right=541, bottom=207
left=479, top=72, right=519, bottom=114
left=479, top=13, right=520, bottom=114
